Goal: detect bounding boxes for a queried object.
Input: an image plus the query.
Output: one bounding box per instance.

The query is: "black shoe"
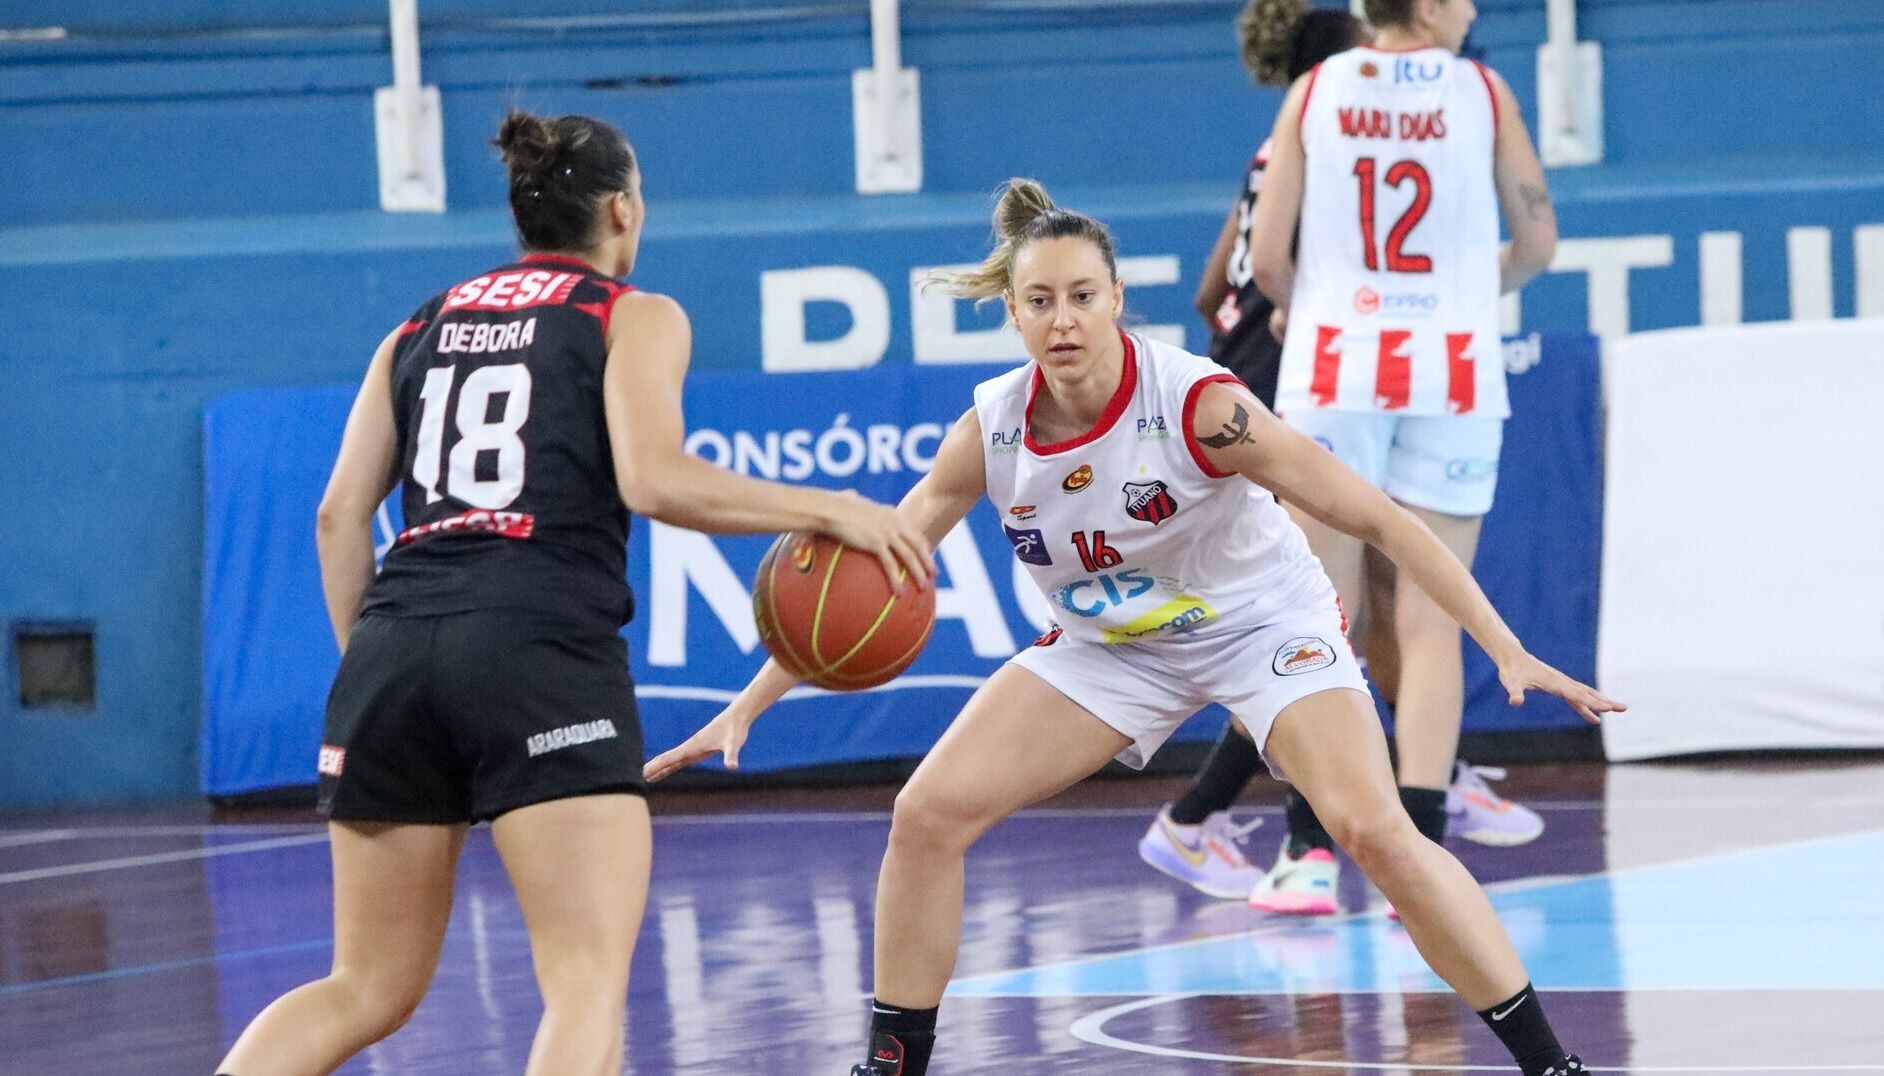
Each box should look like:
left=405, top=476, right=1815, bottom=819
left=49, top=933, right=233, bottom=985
left=850, top=1066, right=891, bottom=1076
left=1543, top=1057, right=1588, bottom=1076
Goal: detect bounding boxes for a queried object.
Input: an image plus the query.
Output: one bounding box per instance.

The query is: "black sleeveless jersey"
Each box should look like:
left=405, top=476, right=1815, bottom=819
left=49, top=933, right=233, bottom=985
left=359, top=254, right=636, bottom=629
left=1209, top=145, right=1289, bottom=410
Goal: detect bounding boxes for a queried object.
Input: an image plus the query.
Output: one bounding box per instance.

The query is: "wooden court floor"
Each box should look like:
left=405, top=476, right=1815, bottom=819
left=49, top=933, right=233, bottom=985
left=4, top=757, right=1883, bottom=1074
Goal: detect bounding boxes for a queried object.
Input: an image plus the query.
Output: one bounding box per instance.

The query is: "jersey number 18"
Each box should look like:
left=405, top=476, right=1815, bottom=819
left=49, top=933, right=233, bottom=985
left=412, top=363, right=533, bottom=509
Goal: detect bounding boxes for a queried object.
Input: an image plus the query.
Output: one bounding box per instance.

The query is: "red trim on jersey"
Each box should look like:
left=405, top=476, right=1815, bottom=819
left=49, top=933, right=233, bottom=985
left=1181, top=373, right=1246, bottom=479
left=396, top=318, right=427, bottom=337
left=1375, top=329, right=1413, bottom=410
left=1299, top=64, right=1322, bottom=124
left=518, top=253, right=603, bottom=272
left=573, top=281, right=639, bottom=336
left=1445, top=332, right=1477, bottom=414
left=1472, top=60, right=1500, bottom=129
left=1023, top=332, right=1138, bottom=456
left=1310, top=325, right=1343, bottom=407
left=1357, top=43, right=1444, bottom=55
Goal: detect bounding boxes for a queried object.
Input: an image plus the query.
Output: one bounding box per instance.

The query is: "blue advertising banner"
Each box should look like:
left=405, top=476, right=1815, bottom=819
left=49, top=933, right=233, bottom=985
left=201, top=333, right=1600, bottom=796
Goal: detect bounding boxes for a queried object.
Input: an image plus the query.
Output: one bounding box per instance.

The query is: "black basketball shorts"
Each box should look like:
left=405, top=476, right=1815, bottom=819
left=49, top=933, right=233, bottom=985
left=318, top=609, right=646, bottom=824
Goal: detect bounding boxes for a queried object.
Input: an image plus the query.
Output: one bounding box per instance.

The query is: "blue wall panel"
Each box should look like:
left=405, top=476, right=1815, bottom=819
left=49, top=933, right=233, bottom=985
left=3, top=0, right=1882, bottom=804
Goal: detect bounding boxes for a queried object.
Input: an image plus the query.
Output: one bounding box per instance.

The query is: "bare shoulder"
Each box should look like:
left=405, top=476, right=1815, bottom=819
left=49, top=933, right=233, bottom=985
left=610, top=288, right=689, bottom=333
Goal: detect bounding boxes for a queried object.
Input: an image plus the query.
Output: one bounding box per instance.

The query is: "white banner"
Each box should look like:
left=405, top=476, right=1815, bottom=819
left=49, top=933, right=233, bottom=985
left=1599, top=319, right=1884, bottom=760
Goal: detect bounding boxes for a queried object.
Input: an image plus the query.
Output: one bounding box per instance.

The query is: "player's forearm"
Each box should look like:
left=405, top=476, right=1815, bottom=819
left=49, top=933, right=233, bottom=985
left=1371, top=505, right=1525, bottom=665
left=731, top=658, right=800, bottom=721
left=315, top=511, right=378, bottom=653
left=624, top=454, right=845, bottom=535
left=1499, top=240, right=1552, bottom=294
left=1250, top=257, right=1294, bottom=309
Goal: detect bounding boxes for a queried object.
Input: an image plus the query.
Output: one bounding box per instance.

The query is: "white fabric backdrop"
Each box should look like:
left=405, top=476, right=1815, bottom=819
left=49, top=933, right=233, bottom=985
left=1599, top=319, right=1884, bottom=761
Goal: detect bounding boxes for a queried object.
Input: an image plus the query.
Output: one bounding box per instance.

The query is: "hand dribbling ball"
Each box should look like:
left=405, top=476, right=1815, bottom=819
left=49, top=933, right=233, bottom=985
left=751, top=532, right=935, bottom=690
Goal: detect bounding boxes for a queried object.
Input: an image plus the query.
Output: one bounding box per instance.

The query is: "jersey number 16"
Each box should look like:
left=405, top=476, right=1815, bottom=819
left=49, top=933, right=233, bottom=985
left=412, top=363, right=533, bottom=509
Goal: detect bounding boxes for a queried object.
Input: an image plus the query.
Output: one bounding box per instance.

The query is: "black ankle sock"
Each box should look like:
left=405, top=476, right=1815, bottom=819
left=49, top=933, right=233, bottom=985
left=1169, top=726, right=1264, bottom=825
left=1476, top=983, right=1567, bottom=1076
left=1399, top=785, right=1449, bottom=844
left=866, top=999, right=937, bottom=1075
left=1284, top=787, right=1334, bottom=855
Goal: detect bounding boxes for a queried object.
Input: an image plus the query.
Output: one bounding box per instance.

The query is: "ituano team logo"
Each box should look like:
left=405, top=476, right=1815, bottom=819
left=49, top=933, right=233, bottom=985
left=1273, top=636, right=1336, bottom=676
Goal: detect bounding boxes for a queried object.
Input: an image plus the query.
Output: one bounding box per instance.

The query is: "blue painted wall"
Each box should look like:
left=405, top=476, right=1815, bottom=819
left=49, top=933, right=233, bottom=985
left=2, top=1, right=1880, bottom=805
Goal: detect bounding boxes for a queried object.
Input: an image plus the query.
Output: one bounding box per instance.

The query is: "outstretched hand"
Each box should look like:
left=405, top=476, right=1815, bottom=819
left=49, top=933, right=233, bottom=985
left=826, top=492, right=934, bottom=593
left=644, top=706, right=755, bottom=784
left=1497, top=651, right=1626, bottom=725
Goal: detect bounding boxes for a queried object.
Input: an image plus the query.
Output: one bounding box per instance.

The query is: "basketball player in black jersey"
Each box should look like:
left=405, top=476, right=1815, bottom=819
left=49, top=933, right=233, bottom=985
left=216, top=110, right=930, bottom=1076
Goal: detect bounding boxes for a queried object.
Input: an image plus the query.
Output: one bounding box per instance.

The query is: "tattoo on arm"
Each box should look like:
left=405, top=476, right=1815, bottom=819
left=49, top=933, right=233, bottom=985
left=1199, top=403, right=1256, bottom=449
left=1519, top=183, right=1553, bottom=221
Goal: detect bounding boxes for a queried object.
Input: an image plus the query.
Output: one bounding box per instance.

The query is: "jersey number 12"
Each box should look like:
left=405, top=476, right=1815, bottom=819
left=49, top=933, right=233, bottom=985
left=1353, top=157, right=1433, bottom=273
left=412, top=363, right=532, bottom=509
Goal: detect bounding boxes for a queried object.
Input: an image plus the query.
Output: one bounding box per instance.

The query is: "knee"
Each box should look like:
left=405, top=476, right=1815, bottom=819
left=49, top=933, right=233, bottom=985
left=890, top=783, right=980, bottom=858
left=1323, top=806, right=1422, bottom=877
left=329, top=969, right=428, bottom=1042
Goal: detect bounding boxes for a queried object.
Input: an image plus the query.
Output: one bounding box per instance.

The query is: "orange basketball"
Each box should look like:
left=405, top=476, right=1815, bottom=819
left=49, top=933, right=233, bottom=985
left=751, top=531, right=935, bottom=691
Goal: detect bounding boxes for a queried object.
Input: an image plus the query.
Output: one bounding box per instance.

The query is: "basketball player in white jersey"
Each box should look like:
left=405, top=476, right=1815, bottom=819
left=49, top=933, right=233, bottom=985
left=1244, top=0, right=1561, bottom=907
left=648, top=180, right=1602, bottom=1076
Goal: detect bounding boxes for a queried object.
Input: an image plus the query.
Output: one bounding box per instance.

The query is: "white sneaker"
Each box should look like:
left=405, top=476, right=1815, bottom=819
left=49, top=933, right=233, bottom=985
left=1137, top=807, right=1265, bottom=899
left=1446, top=762, right=1545, bottom=846
left=1248, top=841, right=1339, bottom=915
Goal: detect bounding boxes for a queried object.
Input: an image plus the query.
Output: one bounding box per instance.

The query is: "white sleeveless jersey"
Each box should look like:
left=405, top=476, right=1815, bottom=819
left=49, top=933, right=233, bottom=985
left=974, top=333, right=1334, bottom=646
left=1275, top=47, right=1508, bottom=418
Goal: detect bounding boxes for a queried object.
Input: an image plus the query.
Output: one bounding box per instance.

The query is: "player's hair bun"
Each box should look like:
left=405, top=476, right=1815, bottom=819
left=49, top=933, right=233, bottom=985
left=993, top=178, right=1058, bottom=242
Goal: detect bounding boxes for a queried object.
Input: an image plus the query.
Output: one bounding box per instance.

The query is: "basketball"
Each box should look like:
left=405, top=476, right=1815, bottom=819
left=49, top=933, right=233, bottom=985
left=751, top=531, right=935, bottom=690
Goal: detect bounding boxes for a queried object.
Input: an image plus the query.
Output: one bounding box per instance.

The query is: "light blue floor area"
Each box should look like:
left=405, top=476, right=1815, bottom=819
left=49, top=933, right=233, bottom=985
left=950, top=829, right=1884, bottom=998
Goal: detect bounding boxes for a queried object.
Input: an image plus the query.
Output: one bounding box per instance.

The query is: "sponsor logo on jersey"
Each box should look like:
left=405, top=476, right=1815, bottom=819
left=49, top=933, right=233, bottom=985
left=444, top=270, right=583, bottom=312
left=1003, top=524, right=1052, bottom=566
left=1136, top=415, right=1171, bottom=442
left=1122, top=480, right=1179, bottom=525
left=1061, top=464, right=1095, bottom=493
left=526, top=719, right=620, bottom=758
left=317, top=744, right=346, bottom=777
left=1008, top=504, right=1037, bottom=522
left=1100, top=595, right=1218, bottom=644
left=1394, top=57, right=1446, bottom=84
left=990, top=426, right=1024, bottom=454
left=1032, top=625, right=1064, bottom=647
left=1058, top=569, right=1156, bottom=617
left=1354, top=286, right=1381, bottom=315
left=1382, top=291, right=1440, bottom=316
left=1359, top=60, right=1380, bottom=79
left=792, top=537, right=816, bottom=573
left=1273, top=636, right=1336, bottom=675
left=397, top=509, right=536, bottom=545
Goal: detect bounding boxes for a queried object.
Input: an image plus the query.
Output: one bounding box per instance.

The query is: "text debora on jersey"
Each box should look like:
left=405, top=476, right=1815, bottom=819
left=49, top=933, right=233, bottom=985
left=684, top=414, right=946, bottom=481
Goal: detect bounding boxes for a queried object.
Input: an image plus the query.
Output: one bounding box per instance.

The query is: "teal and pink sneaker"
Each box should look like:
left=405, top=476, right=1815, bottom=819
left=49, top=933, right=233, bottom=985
left=1447, top=762, right=1545, bottom=846
left=1137, top=807, right=1265, bottom=899
left=1249, top=842, right=1340, bottom=915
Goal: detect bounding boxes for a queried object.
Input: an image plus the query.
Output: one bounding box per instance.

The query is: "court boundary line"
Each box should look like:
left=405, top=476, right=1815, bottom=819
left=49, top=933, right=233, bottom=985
left=1066, top=992, right=1884, bottom=1072
left=0, top=834, right=330, bottom=885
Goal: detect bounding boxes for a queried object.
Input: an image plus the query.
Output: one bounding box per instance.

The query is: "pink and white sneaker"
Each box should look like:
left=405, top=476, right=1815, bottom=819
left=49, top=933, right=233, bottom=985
left=1249, top=843, right=1339, bottom=915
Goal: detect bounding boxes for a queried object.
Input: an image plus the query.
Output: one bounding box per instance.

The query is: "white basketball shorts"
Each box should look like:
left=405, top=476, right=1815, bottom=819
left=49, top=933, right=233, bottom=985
left=1008, top=603, right=1369, bottom=778
left=1282, top=410, right=1505, bottom=518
